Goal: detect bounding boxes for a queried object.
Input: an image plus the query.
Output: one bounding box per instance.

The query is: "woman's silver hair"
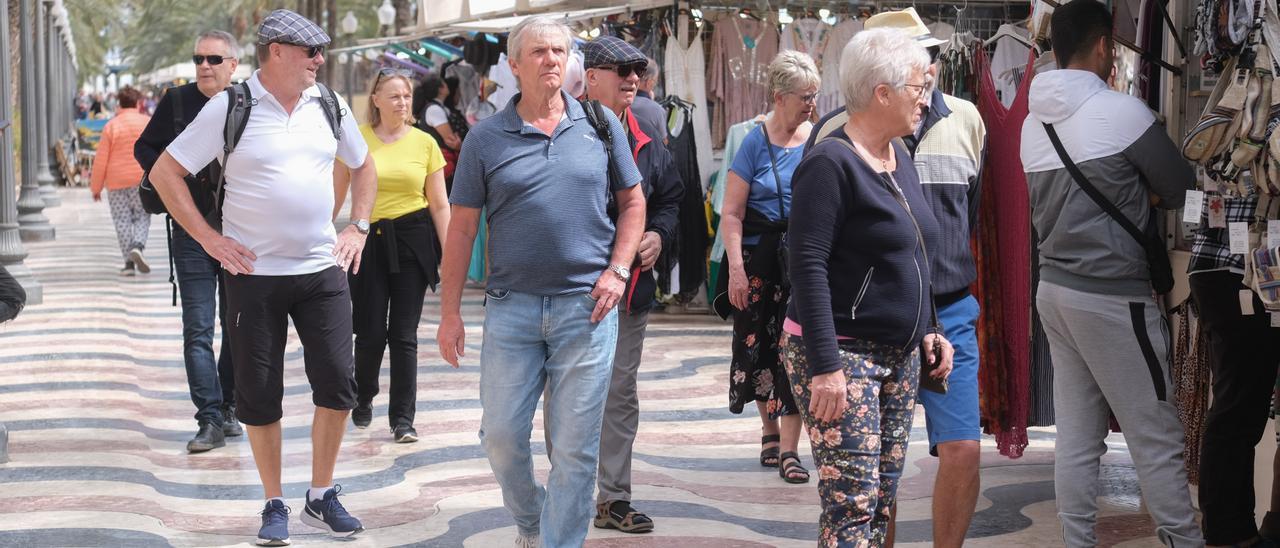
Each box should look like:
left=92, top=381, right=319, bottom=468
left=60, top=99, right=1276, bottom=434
left=194, top=29, right=240, bottom=59
left=507, top=16, right=573, bottom=61
left=839, top=28, right=930, bottom=112
left=768, top=50, right=820, bottom=97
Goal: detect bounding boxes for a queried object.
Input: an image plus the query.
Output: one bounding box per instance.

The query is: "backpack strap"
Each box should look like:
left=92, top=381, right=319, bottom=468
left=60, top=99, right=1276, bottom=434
left=580, top=99, right=617, bottom=191
left=316, top=83, right=344, bottom=141
left=172, top=86, right=186, bottom=134
left=211, top=82, right=253, bottom=229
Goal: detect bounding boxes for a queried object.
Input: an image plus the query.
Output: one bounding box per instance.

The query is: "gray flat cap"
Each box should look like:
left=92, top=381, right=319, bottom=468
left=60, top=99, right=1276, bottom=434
left=583, top=36, right=646, bottom=69
left=257, top=9, right=330, bottom=47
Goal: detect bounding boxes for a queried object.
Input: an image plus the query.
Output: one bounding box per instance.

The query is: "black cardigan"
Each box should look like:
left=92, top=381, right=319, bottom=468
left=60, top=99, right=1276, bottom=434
left=785, top=128, right=942, bottom=375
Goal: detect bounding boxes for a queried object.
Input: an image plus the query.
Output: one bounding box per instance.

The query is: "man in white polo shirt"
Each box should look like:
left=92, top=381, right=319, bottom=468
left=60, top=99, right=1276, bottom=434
left=145, top=9, right=375, bottom=546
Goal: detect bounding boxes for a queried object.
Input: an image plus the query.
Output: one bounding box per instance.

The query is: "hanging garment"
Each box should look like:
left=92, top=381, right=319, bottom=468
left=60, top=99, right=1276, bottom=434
left=928, top=21, right=956, bottom=41
left=711, top=15, right=779, bottom=147
left=1170, top=301, right=1211, bottom=485
left=818, top=18, right=863, bottom=116
left=781, top=18, right=832, bottom=68
left=974, top=46, right=1036, bottom=458
left=707, top=115, right=768, bottom=302
left=988, top=25, right=1033, bottom=108
left=661, top=99, right=709, bottom=298
left=486, top=53, right=519, bottom=112
left=665, top=14, right=715, bottom=190
left=444, top=62, right=481, bottom=120
left=1027, top=230, right=1056, bottom=427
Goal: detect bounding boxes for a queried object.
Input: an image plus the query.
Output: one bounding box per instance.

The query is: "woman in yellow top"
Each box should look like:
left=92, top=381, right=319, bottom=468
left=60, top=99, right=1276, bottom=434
left=335, top=68, right=450, bottom=443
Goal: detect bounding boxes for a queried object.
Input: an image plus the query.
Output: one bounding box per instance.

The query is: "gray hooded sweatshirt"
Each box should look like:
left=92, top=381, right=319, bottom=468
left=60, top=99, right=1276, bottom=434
left=1021, top=69, right=1193, bottom=296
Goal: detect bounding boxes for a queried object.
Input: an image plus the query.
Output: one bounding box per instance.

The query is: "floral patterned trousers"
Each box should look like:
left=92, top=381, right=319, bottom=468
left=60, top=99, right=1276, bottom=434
left=782, top=334, right=920, bottom=547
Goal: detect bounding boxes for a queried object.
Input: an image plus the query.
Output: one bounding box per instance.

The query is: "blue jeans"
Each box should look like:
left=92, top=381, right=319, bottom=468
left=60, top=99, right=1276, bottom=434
left=172, top=226, right=234, bottom=426
left=478, top=288, right=618, bottom=547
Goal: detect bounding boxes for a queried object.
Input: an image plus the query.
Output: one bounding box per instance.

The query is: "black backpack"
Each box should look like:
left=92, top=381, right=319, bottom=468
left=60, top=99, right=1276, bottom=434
left=139, top=82, right=344, bottom=223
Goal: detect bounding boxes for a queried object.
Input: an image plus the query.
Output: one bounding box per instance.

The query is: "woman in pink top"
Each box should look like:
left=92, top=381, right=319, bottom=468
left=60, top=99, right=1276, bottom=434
left=90, top=86, right=153, bottom=275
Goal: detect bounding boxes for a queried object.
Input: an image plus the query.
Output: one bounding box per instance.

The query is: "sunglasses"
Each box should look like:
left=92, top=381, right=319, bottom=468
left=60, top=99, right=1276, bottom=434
left=594, top=62, right=647, bottom=78
left=192, top=54, right=229, bottom=66
left=277, top=42, right=325, bottom=59
left=377, top=67, right=414, bottom=78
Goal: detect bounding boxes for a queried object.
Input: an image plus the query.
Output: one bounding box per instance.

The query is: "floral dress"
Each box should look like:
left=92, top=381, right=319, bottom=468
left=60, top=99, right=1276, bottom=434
left=728, top=247, right=799, bottom=418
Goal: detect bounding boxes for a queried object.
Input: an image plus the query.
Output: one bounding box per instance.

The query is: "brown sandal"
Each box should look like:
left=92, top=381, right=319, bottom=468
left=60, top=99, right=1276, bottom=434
left=593, top=500, right=654, bottom=534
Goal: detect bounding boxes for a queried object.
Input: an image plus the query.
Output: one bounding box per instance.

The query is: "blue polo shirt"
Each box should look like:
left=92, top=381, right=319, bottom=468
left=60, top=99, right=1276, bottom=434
left=451, top=91, right=643, bottom=296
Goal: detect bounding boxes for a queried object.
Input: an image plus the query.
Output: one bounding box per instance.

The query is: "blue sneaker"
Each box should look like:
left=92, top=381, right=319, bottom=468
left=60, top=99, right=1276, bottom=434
left=256, top=499, right=290, bottom=546
left=300, top=485, right=363, bottom=537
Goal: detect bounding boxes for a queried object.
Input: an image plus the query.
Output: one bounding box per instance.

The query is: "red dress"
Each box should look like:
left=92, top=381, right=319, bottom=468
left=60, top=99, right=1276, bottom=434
left=972, top=47, right=1036, bottom=458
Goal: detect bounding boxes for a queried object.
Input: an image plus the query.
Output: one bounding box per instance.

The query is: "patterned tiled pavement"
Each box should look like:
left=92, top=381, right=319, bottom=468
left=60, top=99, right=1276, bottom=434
left=0, top=189, right=1177, bottom=546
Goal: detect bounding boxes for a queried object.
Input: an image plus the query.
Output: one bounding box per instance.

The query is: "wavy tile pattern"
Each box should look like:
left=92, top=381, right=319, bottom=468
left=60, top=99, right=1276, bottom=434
left=0, top=191, right=1173, bottom=547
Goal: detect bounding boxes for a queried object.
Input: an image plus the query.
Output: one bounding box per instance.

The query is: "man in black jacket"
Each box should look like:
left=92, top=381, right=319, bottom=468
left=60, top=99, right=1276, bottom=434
left=134, top=29, right=242, bottom=453
left=582, top=36, right=683, bottom=534
left=0, top=264, right=25, bottom=323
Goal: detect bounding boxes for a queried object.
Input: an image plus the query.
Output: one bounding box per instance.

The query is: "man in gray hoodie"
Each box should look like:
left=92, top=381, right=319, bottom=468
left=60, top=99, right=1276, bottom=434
left=1021, top=1, right=1203, bottom=547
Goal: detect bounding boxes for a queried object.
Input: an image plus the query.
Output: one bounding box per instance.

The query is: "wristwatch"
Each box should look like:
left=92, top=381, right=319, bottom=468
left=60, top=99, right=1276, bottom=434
left=353, top=219, right=370, bottom=234
left=608, top=263, right=631, bottom=282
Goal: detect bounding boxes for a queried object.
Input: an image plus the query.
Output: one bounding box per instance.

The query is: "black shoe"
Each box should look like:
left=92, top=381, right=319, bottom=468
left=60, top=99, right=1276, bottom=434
left=187, top=423, right=226, bottom=453
left=221, top=404, right=243, bottom=437
left=392, top=424, right=418, bottom=443
left=351, top=405, right=372, bottom=429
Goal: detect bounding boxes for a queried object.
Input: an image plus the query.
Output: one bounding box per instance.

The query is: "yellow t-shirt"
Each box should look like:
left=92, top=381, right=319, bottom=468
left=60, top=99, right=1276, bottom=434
left=361, top=125, right=447, bottom=222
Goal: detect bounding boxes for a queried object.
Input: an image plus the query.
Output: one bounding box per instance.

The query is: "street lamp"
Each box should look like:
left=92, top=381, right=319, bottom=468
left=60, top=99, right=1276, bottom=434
left=377, top=0, right=396, bottom=37
left=339, top=11, right=358, bottom=101
left=341, top=11, right=358, bottom=36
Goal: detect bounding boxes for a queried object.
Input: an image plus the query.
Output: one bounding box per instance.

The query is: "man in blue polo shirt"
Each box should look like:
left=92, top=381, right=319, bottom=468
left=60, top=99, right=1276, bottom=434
left=435, top=15, right=646, bottom=548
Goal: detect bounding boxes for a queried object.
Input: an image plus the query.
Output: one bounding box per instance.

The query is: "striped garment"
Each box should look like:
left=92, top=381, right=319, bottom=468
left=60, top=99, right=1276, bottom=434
left=89, top=108, right=151, bottom=193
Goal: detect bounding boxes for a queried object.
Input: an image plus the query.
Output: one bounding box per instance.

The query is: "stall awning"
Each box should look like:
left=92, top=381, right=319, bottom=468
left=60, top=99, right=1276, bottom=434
left=421, top=0, right=572, bottom=29
left=418, top=0, right=667, bottom=34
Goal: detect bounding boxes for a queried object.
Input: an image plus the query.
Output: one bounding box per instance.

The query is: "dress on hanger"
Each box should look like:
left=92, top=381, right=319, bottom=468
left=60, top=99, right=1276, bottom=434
left=818, top=18, right=862, bottom=116
left=974, top=46, right=1037, bottom=458
left=988, top=25, right=1033, bottom=108
left=711, top=16, right=779, bottom=147
left=665, top=14, right=715, bottom=190
left=780, top=18, right=831, bottom=66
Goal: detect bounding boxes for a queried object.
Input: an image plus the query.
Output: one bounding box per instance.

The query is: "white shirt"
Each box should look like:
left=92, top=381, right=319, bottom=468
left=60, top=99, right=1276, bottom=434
left=423, top=103, right=450, bottom=127
left=167, top=70, right=368, bottom=276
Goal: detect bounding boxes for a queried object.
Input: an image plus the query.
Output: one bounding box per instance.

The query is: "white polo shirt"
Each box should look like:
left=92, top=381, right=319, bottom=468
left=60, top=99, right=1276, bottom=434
left=167, top=70, right=368, bottom=276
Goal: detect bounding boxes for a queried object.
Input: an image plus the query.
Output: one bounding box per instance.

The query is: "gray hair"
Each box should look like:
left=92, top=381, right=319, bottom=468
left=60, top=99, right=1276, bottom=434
left=641, top=56, right=659, bottom=82
left=507, top=16, right=573, bottom=61
left=768, top=50, right=820, bottom=97
left=839, top=28, right=930, bottom=112
left=194, top=29, right=240, bottom=59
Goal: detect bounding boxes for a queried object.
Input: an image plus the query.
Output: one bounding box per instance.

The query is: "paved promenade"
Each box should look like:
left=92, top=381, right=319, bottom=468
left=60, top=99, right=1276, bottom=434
left=0, top=189, right=1172, bottom=546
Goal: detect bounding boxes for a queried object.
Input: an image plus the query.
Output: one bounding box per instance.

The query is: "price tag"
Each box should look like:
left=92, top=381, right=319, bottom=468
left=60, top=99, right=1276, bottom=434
left=1242, top=289, right=1256, bottom=315
left=1269, top=220, right=1280, bottom=249
left=1230, top=222, right=1250, bottom=254
left=1208, top=195, right=1227, bottom=228
left=1183, top=190, right=1205, bottom=223
left=1272, top=312, right=1280, bottom=327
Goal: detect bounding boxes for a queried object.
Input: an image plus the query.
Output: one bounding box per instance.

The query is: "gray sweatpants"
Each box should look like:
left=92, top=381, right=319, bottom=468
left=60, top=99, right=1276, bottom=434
left=597, top=309, right=650, bottom=504
left=1036, top=281, right=1204, bottom=548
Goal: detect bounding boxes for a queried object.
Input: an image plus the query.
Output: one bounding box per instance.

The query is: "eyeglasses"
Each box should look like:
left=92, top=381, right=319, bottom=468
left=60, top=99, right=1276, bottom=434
left=192, top=54, right=229, bottom=66
left=902, top=82, right=929, bottom=99
left=791, top=92, right=818, bottom=104
left=593, top=62, right=647, bottom=78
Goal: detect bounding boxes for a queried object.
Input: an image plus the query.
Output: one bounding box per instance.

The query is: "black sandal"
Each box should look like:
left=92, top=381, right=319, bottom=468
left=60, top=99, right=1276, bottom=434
left=760, top=434, right=781, bottom=467
left=779, top=452, right=810, bottom=484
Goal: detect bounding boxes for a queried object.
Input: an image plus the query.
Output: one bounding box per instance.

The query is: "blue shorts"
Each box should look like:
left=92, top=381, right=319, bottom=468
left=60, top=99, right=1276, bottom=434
left=917, top=294, right=982, bottom=454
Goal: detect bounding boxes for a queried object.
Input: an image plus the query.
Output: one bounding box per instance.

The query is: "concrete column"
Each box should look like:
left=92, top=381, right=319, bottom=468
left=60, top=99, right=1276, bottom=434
left=0, top=0, right=41, bottom=308
left=35, top=0, right=59, bottom=207
left=18, top=0, right=54, bottom=242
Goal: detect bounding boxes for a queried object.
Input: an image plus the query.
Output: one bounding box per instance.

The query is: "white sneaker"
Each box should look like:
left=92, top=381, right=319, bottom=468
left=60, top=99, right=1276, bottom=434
left=129, top=248, right=150, bottom=273
left=515, top=534, right=539, bottom=548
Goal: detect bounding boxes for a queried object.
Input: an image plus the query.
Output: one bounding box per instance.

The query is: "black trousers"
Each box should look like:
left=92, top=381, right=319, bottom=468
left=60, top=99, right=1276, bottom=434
left=351, top=241, right=429, bottom=428
left=224, top=266, right=357, bottom=426
left=1192, top=270, right=1280, bottom=544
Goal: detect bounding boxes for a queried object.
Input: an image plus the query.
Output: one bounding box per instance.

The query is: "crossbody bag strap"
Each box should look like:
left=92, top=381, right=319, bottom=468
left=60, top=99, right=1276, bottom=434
left=759, top=123, right=788, bottom=220
left=1042, top=123, right=1148, bottom=246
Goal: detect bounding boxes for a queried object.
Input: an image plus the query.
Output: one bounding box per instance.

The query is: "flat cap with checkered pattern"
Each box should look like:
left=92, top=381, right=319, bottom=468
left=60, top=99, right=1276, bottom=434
left=583, top=36, right=645, bottom=69
left=257, top=9, right=330, bottom=47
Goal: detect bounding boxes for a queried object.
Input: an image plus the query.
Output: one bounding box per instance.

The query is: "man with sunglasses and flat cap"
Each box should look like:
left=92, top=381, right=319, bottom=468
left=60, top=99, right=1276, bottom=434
left=135, top=29, right=244, bottom=456
left=145, top=9, right=376, bottom=546
left=581, top=36, right=684, bottom=535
